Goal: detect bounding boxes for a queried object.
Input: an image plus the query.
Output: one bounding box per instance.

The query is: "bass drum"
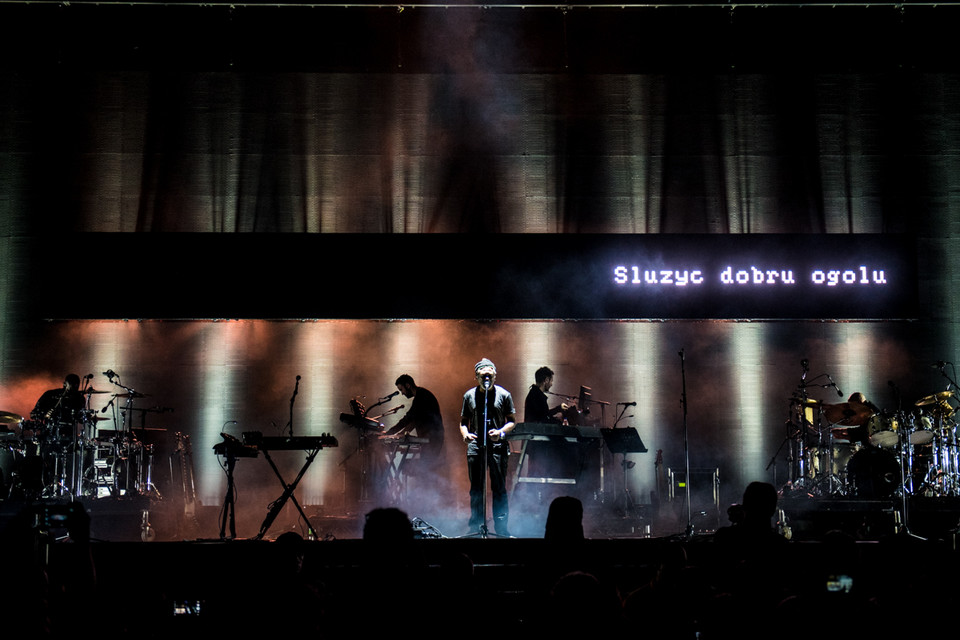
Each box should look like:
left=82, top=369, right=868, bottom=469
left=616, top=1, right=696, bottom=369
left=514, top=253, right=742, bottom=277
left=847, top=447, right=901, bottom=499
left=831, top=442, right=861, bottom=477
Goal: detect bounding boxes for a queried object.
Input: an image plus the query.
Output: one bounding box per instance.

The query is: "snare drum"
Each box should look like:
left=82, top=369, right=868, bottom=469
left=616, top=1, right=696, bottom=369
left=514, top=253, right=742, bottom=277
left=867, top=414, right=899, bottom=449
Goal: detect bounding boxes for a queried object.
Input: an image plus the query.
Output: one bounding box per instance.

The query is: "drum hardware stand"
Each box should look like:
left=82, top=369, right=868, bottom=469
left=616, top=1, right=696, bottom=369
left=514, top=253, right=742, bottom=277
left=821, top=430, right=845, bottom=497
left=792, top=362, right=850, bottom=496
left=140, top=443, right=161, bottom=499
left=785, top=360, right=818, bottom=495
left=102, top=370, right=156, bottom=497
left=678, top=348, right=695, bottom=536
left=931, top=363, right=960, bottom=496
left=892, top=415, right=926, bottom=541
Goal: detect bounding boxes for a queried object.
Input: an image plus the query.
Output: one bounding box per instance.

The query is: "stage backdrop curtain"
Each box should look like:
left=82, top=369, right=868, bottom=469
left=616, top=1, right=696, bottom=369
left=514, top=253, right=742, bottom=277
left=3, top=69, right=953, bottom=235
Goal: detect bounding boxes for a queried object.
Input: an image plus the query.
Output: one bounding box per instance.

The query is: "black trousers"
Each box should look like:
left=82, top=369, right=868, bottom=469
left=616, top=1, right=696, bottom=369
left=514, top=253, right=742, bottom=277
left=467, top=444, right=509, bottom=533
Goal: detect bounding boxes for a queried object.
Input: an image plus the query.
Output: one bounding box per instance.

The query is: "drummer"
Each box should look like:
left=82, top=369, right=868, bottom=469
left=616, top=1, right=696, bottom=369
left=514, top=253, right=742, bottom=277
left=829, top=392, right=878, bottom=447
left=31, top=374, right=86, bottom=426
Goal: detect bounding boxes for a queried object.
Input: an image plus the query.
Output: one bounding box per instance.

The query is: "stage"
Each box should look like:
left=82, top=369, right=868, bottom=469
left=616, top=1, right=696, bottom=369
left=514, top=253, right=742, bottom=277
left=4, top=489, right=959, bottom=542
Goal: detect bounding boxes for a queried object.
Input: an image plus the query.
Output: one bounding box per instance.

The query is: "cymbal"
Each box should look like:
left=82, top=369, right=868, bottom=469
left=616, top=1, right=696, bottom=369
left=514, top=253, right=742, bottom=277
left=83, top=388, right=110, bottom=395
left=916, top=391, right=954, bottom=407
left=114, top=392, right=149, bottom=399
left=823, top=402, right=874, bottom=426
left=0, top=411, right=23, bottom=424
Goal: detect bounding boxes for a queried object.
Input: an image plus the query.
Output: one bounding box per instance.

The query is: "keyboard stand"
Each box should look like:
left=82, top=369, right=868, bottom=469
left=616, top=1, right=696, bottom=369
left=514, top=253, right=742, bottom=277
left=254, top=445, right=321, bottom=540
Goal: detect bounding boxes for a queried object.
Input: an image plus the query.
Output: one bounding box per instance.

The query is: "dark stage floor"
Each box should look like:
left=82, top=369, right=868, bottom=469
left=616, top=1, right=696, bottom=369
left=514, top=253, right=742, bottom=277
left=3, top=495, right=960, bottom=639
left=4, top=492, right=960, bottom=542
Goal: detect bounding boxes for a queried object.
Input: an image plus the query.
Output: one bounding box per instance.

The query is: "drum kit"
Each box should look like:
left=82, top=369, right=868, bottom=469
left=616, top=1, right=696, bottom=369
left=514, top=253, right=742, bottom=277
left=0, top=388, right=165, bottom=502
left=786, top=389, right=960, bottom=500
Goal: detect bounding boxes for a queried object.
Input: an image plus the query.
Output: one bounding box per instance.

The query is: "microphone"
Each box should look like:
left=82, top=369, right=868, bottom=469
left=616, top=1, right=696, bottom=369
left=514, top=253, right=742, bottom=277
left=102, top=369, right=116, bottom=381
left=85, top=373, right=94, bottom=380
left=384, top=391, right=400, bottom=400
left=801, top=359, right=809, bottom=372
left=481, top=374, right=492, bottom=391
left=827, top=375, right=843, bottom=397
left=619, top=402, right=637, bottom=407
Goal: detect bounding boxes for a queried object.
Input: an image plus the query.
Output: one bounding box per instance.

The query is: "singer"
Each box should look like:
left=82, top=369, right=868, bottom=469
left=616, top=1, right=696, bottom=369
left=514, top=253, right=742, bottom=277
left=459, top=358, right=516, bottom=537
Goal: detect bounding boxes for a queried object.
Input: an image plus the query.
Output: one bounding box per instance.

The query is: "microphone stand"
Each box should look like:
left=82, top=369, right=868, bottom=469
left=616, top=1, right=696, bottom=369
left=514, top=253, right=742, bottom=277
left=479, top=382, right=492, bottom=538
left=679, top=349, right=693, bottom=537
left=104, top=371, right=144, bottom=496
left=219, top=449, right=239, bottom=540
left=462, top=379, right=502, bottom=538
left=269, top=375, right=304, bottom=533
left=287, top=376, right=300, bottom=438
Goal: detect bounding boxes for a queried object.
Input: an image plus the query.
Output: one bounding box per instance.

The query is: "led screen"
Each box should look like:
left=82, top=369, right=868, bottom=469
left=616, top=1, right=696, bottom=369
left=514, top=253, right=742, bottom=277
left=24, top=233, right=918, bottom=320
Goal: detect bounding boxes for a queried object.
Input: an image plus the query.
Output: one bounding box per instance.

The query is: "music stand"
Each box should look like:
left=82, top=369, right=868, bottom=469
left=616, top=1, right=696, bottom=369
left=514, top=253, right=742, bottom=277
left=601, top=427, right=647, bottom=517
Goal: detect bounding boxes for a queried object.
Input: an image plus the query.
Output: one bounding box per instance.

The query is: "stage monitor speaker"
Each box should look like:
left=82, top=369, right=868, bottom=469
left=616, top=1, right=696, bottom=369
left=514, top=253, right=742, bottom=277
left=666, top=467, right=720, bottom=531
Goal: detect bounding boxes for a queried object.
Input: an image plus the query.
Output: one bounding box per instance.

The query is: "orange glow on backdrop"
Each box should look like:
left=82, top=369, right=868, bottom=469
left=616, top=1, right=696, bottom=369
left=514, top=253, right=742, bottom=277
left=0, top=317, right=940, bottom=537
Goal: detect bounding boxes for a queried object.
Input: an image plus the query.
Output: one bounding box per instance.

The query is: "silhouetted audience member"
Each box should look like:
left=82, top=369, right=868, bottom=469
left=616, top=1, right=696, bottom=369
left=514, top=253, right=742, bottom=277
left=332, top=507, right=431, bottom=640
left=544, top=495, right=584, bottom=543
left=532, top=496, right=592, bottom=590
left=362, top=506, right=416, bottom=543
left=713, top=481, right=788, bottom=549
left=704, top=481, right=791, bottom=637
left=528, top=496, right=624, bottom=636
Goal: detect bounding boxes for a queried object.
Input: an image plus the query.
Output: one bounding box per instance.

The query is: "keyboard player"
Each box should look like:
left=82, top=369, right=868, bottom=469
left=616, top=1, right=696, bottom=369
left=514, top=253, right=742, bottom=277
left=523, top=366, right=569, bottom=424
left=382, top=375, right=446, bottom=484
